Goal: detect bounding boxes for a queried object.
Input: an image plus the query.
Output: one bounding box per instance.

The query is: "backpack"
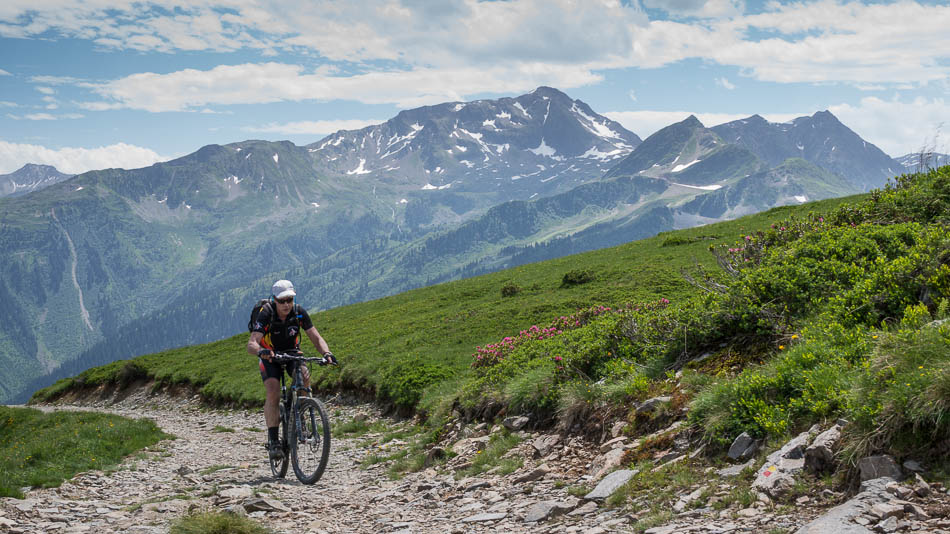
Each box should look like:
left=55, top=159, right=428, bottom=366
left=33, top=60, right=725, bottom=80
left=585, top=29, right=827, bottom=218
left=248, top=298, right=272, bottom=332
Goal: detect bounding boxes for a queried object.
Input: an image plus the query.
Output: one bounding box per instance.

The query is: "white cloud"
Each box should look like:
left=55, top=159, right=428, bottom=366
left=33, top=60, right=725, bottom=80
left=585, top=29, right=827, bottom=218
left=0, top=101, right=16, bottom=107
left=829, top=96, right=950, bottom=157
left=628, top=89, right=637, bottom=102
left=82, top=61, right=604, bottom=111
left=0, top=140, right=169, bottom=174
left=605, top=110, right=802, bottom=139
left=29, top=75, right=84, bottom=85
left=642, top=0, right=744, bottom=19
left=8, top=112, right=83, bottom=120
left=36, top=86, right=55, bottom=95
left=245, top=118, right=385, bottom=135
left=3, top=1, right=949, bottom=115
left=0, top=68, right=11, bottom=76
left=715, top=77, right=736, bottom=90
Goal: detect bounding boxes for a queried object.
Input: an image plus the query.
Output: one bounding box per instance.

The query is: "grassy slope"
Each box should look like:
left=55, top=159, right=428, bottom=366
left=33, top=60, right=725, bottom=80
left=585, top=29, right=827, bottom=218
left=32, top=195, right=858, bottom=410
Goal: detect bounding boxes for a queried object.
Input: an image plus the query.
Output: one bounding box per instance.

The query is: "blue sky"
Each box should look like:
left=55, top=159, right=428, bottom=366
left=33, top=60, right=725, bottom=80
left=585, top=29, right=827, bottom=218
left=1, top=0, right=948, bottom=174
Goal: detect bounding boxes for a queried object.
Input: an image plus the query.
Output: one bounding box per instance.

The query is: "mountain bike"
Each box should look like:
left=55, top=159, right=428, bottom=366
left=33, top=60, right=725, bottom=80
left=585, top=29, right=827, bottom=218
left=268, top=351, right=332, bottom=484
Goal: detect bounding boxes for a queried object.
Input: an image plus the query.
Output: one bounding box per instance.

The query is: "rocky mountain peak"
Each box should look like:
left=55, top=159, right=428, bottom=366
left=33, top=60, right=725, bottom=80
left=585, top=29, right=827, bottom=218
left=306, top=88, right=642, bottom=215
left=0, top=163, right=74, bottom=197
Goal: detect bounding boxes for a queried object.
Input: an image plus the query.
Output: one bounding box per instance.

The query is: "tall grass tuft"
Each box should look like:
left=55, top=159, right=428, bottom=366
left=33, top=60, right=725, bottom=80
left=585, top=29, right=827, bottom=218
left=169, top=511, right=271, bottom=534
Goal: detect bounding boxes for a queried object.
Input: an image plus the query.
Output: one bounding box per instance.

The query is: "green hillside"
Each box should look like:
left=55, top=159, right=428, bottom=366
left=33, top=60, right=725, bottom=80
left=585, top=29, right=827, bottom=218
left=34, top=166, right=950, bottom=465
left=32, top=193, right=856, bottom=409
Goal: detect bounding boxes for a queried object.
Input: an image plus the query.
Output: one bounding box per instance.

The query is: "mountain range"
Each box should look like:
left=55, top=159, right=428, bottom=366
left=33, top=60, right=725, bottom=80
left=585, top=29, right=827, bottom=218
left=0, top=87, right=908, bottom=403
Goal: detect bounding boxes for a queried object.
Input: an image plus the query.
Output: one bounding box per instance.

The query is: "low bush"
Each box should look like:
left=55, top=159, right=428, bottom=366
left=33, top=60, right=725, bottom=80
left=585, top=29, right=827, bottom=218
left=500, top=282, right=522, bottom=297
left=561, top=269, right=595, bottom=287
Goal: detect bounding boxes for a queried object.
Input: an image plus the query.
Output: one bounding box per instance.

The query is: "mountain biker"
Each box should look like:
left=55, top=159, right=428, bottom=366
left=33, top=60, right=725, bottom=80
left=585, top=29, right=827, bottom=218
left=247, top=279, right=337, bottom=460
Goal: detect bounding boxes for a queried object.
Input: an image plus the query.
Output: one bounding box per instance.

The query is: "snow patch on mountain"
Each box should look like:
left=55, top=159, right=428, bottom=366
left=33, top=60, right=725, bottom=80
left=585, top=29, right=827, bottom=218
left=347, top=159, right=371, bottom=175
left=529, top=138, right=557, bottom=158
left=513, top=102, right=530, bottom=118
left=672, top=159, right=701, bottom=173
left=672, top=182, right=722, bottom=191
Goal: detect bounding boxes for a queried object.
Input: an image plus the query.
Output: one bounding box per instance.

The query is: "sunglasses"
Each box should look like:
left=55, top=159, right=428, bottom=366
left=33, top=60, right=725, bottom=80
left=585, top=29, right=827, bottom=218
left=275, top=297, right=294, bottom=304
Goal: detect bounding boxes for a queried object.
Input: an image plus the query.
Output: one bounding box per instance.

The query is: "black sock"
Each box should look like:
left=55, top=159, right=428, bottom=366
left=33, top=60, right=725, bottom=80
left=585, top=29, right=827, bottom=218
left=268, top=426, right=279, bottom=442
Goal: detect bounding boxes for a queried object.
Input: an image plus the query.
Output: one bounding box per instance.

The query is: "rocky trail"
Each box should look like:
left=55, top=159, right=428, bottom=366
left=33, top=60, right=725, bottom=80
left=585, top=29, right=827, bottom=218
left=2, top=388, right=949, bottom=534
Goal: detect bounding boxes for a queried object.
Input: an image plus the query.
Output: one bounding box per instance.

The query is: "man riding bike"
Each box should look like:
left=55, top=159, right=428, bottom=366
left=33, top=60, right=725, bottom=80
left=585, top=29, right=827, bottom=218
left=247, top=279, right=337, bottom=459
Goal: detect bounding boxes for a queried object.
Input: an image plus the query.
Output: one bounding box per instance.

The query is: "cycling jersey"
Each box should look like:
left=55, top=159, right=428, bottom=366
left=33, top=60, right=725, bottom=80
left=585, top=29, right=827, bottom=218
left=252, top=303, right=314, bottom=352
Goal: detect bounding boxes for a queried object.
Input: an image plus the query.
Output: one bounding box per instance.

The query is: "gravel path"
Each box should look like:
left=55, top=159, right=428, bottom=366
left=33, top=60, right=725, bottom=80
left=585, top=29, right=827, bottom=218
left=3, top=390, right=949, bottom=534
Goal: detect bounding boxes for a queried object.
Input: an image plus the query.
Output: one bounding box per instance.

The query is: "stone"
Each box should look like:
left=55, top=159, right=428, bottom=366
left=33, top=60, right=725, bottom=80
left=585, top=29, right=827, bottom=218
left=461, top=512, right=506, bottom=523
left=531, top=434, right=561, bottom=458
left=903, top=460, right=925, bottom=473
left=636, top=396, right=672, bottom=415
left=644, top=526, right=676, bottom=534
left=513, top=465, right=549, bottom=484
left=885, top=482, right=913, bottom=500
left=805, top=424, right=841, bottom=473
left=717, top=458, right=754, bottom=477
left=590, top=448, right=625, bottom=480
left=503, top=416, right=530, bottom=431
left=728, top=432, right=757, bottom=461
left=869, top=502, right=903, bottom=520
left=522, top=499, right=577, bottom=522
left=913, top=474, right=931, bottom=497
left=795, top=477, right=894, bottom=534
left=600, top=436, right=628, bottom=453
left=242, top=498, right=291, bottom=513
left=584, top=469, right=637, bottom=501
left=877, top=516, right=899, bottom=533
left=858, top=455, right=902, bottom=482
left=218, top=486, right=254, bottom=500
left=569, top=501, right=599, bottom=516
left=611, top=421, right=628, bottom=438
left=425, top=446, right=446, bottom=467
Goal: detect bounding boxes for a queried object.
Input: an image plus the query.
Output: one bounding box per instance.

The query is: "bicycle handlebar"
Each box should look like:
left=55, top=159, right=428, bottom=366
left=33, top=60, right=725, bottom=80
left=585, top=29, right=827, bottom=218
left=271, top=352, right=334, bottom=366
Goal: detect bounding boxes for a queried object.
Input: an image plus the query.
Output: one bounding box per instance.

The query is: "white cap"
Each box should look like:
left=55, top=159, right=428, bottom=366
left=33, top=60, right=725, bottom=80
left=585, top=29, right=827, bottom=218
left=272, top=279, right=296, bottom=299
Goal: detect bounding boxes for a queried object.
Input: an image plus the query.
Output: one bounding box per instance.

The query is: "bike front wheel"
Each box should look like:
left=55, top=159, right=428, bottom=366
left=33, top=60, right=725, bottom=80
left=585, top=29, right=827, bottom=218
left=290, top=397, right=331, bottom=484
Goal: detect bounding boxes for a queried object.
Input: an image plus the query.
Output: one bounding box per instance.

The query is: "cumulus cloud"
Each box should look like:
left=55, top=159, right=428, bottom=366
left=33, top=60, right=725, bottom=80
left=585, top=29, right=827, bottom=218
left=81, top=61, right=604, bottom=111
left=245, top=118, right=385, bottom=135
left=0, top=140, right=169, bottom=174
left=642, top=0, right=744, bottom=18
left=3, top=1, right=949, bottom=119
left=605, top=110, right=803, bottom=139
left=829, top=96, right=950, bottom=157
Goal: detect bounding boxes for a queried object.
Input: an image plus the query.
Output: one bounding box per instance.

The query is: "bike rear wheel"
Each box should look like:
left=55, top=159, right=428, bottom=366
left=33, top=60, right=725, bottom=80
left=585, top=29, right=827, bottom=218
left=270, top=403, right=290, bottom=478
left=290, top=397, right=331, bottom=484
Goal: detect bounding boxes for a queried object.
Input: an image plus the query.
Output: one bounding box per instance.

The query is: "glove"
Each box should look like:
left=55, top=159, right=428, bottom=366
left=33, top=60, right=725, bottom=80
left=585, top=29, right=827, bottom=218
left=324, top=352, right=338, bottom=365
left=258, top=348, right=273, bottom=359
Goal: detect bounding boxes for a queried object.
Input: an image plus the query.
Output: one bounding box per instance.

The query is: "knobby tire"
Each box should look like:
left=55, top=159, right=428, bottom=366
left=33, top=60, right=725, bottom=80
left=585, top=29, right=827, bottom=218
left=290, top=397, right=331, bottom=484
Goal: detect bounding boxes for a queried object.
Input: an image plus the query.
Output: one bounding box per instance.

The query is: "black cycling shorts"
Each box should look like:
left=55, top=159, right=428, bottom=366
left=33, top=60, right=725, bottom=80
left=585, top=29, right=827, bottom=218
left=259, top=358, right=310, bottom=382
